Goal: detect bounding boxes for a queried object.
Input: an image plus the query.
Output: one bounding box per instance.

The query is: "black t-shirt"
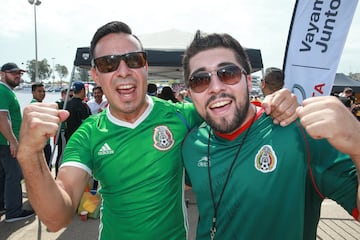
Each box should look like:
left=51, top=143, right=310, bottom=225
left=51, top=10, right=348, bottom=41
left=65, top=97, right=91, bottom=141
left=338, top=96, right=351, bottom=108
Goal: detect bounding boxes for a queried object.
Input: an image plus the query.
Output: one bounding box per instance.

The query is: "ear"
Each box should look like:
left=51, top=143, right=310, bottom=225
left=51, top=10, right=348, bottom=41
left=90, top=67, right=101, bottom=86
left=246, top=74, right=252, bottom=92
left=261, top=79, right=266, bottom=89
left=187, top=89, right=192, bottom=99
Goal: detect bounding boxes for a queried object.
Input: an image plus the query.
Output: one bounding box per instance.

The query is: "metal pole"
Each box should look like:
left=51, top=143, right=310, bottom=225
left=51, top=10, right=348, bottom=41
left=52, top=57, right=55, bottom=86
left=49, top=66, right=75, bottom=169
left=34, top=3, right=39, bottom=82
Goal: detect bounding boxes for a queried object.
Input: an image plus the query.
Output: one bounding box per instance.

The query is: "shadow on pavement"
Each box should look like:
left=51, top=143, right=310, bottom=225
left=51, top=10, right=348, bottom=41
left=0, top=191, right=199, bottom=240
left=0, top=201, right=36, bottom=240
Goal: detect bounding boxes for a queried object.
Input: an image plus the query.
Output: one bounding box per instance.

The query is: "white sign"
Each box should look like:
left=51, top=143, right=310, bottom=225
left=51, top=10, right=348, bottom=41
left=283, top=0, right=358, bottom=102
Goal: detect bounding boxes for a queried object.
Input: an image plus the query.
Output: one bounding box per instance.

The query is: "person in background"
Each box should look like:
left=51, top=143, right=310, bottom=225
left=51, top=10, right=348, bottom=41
left=15, top=21, right=298, bottom=239
left=0, top=168, right=4, bottom=217
left=338, top=87, right=355, bottom=109
left=251, top=67, right=284, bottom=107
left=339, top=87, right=354, bottom=98
left=147, top=83, right=158, bottom=96
left=64, top=81, right=91, bottom=141
left=181, top=31, right=360, bottom=240
left=31, top=82, right=46, bottom=103
left=260, top=67, right=284, bottom=97
left=87, top=86, right=108, bottom=115
left=30, top=82, right=52, bottom=168
left=158, top=86, right=179, bottom=103
left=176, top=89, right=190, bottom=103
left=0, top=62, right=35, bottom=222
left=351, top=102, right=360, bottom=121
left=54, top=88, right=73, bottom=176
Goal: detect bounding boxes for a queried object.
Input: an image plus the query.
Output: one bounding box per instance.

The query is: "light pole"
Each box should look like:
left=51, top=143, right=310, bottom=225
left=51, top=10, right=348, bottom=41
left=52, top=57, right=55, bottom=87
left=28, top=0, right=41, bottom=82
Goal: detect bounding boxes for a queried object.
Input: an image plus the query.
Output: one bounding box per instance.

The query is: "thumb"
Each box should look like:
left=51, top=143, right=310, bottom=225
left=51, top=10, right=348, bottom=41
left=58, top=110, right=70, bottom=122
left=261, top=96, right=272, bottom=115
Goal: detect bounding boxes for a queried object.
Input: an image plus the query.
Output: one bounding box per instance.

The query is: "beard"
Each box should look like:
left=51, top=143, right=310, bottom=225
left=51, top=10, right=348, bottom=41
left=204, top=88, right=250, bottom=134
left=5, top=75, right=20, bottom=89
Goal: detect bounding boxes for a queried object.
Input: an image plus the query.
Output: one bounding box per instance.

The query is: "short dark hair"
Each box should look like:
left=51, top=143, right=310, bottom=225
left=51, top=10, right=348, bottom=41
left=90, top=21, right=144, bottom=60
left=147, top=83, right=157, bottom=96
left=344, top=87, right=353, bottom=94
left=263, top=67, right=284, bottom=91
left=93, top=86, right=103, bottom=93
left=182, top=30, right=251, bottom=87
left=31, top=82, right=44, bottom=92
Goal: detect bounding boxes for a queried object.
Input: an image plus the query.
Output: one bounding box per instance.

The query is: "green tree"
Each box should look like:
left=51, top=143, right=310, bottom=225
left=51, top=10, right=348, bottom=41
left=349, top=73, right=360, bottom=81
left=26, top=59, right=52, bottom=82
left=78, top=67, right=90, bottom=82
left=55, top=64, right=69, bottom=84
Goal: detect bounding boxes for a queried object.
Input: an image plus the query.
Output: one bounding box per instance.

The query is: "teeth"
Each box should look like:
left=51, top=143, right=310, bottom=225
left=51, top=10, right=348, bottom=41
left=210, top=100, right=230, bottom=108
left=118, top=84, right=133, bottom=90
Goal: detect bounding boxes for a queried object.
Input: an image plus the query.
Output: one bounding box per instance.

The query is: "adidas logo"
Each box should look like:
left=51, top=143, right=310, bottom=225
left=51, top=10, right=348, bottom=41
left=98, top=143, right=114, bottom=155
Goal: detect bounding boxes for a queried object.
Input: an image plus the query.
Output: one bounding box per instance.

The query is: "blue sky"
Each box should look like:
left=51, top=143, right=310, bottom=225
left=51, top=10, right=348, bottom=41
left=1, top=0, right=359, bottom=82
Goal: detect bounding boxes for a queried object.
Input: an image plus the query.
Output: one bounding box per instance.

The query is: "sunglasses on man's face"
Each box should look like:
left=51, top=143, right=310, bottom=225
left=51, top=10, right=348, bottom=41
left=188, top=65, right=247, bottom=93
left=92, top=51, right=147, bottom=73
left=6, top=71, right=24, bottom=76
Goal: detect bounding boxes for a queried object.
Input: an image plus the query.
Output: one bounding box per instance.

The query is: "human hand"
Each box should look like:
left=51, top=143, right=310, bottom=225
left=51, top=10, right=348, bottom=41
left=262, top=88, right=298, bottom=127
left=18, top=103, right=69, bottom=154
left=9, top=141, right=18, bottom=158
left=297, top=96, right=360, bottom=156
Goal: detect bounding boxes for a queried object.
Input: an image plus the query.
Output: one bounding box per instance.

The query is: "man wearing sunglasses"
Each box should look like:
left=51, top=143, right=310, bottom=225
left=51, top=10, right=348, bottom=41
left=0, top=63, right=35, bottom=222
left=181, top=31, right=360, bottom=240
left=16, top=21, right=299, bottom=239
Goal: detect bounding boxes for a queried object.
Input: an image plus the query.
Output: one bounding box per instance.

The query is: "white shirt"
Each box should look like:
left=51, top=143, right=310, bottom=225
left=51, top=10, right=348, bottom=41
left=87, top=98, right=108, bottom=115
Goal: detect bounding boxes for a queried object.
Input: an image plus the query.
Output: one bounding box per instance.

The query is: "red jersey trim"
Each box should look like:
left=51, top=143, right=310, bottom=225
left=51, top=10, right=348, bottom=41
left=215, top=107, right=264, bottom=141
left=352, top=208, right=359, bottom=221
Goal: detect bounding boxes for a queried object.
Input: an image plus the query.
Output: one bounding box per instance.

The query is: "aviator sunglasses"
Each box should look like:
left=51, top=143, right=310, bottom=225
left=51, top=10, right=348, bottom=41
left=92, top=51, right=147, bottom=73
left=189, top=65, right=247, bottom=93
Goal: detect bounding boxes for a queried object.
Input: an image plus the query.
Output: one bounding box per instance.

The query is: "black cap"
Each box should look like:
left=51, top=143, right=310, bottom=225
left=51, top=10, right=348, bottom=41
left=72, top=81, right=85, bottom=93
left=1, top=63, right=25, bottom=72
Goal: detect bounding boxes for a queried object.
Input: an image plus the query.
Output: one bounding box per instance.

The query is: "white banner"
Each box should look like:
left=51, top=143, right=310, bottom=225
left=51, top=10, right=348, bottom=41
left=283, top=0, right=358, bottom=102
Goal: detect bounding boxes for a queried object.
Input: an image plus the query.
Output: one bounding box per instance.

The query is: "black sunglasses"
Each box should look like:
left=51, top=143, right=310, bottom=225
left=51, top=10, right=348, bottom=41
left=5, top=71, right=24, bottom=76
left=189, top=65, right=247, bottom=93
left=92, top=51, right=147, bottom=73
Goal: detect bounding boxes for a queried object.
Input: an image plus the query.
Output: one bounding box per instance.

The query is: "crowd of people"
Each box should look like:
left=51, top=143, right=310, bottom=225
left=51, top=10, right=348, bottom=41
left=0, top=20, right=359, bottom=240
left=147, top=83, right=189, bottom=103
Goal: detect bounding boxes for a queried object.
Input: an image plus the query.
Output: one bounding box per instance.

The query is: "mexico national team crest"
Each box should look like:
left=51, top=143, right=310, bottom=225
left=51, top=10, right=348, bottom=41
left=153, top=125, right=175, bottom=151
left=254, top=145, right=277, bottom=173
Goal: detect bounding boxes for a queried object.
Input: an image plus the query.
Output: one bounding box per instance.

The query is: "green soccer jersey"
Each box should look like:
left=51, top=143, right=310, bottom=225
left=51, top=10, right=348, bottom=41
left=0, top=82, right=22, bottom=145
left=303, top=149, right=358, bottom=239
left=61, top=96, right=202, bottom=240
left=182, top=111, right=357, bottom=240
